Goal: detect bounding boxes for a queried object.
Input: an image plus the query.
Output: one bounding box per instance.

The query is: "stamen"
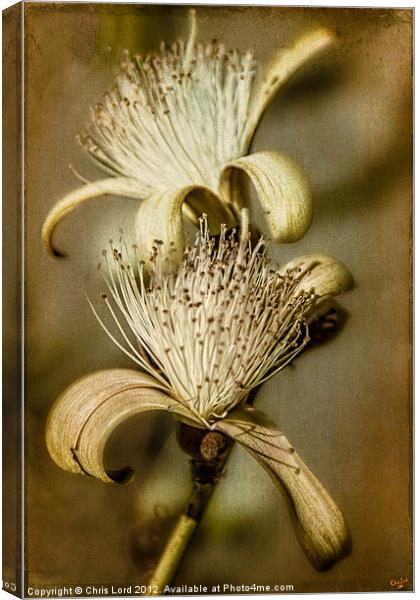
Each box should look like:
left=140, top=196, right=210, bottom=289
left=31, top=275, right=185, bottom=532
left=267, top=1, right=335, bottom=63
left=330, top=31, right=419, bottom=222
left=185, top=9, right=197, bottom=66
left=91, top=217, right=314, bottom=423
left=80, top=26, right=258, bottom=194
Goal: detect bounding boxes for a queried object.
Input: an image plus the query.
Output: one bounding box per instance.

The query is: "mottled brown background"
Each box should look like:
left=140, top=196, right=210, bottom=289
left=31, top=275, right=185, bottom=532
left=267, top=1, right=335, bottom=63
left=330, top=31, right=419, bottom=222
left=21, top=2, right=413, bottom=593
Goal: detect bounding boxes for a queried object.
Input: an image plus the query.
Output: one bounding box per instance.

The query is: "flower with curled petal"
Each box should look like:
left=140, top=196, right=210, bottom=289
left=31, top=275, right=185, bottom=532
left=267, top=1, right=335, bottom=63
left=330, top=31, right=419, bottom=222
left=46, top=213, right=353, bottom=571
left=42, top=9, right=335, bottom=266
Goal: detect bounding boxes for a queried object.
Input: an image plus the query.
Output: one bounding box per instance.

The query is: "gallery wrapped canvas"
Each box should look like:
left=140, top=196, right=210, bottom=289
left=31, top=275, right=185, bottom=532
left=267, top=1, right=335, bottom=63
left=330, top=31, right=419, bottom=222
left=2, top=2, right=413, bottom=597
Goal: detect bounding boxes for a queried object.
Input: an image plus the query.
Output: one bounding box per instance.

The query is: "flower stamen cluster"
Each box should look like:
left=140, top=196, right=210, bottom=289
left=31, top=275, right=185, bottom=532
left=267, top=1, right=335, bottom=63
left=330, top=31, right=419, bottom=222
left=80, top=36, right=257, bottom=194
left=91, top=217, right=315, bottom=426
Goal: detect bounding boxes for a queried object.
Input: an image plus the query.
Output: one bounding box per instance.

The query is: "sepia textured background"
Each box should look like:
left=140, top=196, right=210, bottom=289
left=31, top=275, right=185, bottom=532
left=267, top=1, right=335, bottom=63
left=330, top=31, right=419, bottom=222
left=22, top=3, right=412, bottom=593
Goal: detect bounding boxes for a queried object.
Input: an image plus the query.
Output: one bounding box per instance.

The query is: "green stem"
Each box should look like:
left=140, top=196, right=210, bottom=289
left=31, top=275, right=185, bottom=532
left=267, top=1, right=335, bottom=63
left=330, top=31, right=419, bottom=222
left=148, top=426, right=231, bottom=595
left=148, top=514, right=198, bottom=595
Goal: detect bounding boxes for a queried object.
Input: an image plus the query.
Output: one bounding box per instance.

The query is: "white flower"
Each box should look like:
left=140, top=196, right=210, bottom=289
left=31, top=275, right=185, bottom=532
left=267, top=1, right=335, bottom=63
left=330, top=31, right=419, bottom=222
left=45, top=213, right=353, bottom=571
left=90, top=213, right=343, bottom=426
left=42, top=9, right=335, bottom=265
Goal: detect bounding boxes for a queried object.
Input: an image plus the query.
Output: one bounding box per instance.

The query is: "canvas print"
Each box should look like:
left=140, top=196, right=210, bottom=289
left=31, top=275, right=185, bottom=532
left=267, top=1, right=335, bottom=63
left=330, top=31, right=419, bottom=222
left=2, top=2, right=413, bottom=597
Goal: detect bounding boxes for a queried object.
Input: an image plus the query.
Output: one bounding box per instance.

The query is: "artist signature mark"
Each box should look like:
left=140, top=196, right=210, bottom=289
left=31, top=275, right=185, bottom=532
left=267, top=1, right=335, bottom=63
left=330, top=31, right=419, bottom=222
left=389, top=576, right=409, bottom=590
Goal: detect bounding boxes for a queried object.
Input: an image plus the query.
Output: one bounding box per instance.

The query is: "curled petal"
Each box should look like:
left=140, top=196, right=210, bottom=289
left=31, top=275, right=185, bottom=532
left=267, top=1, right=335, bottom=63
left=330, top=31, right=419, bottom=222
left=245, top=28, right=336, bottom=144
left=134, top=186, right=235, bottom=270
left=279, top=254, right=353, bottom=307
left=42, top=177, right=143, bottom=258
left=220, top=151, right=312, bottom=243
left=217, top=406, right=351, bottom=571
left=46, top=369, right=193, bottom=483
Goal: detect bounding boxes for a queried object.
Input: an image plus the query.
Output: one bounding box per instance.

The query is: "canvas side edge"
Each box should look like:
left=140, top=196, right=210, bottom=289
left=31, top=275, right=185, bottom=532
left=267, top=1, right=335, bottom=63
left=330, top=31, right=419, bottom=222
left=2, top=2, right=23, bottom=598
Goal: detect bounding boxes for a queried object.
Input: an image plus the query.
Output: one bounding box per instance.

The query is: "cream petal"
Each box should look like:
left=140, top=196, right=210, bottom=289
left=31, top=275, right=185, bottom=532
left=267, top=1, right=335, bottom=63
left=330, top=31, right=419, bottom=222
left=45, top=368, right=194, bottom=484
left=42, top=177, right=143, bottom=258
left=134, top=186, right=231, bottom=269
left=217, top=406, right=351, bottom=571
left=245, top=28, right=336, bottom=145
left=220, top=151, right=312, bottom=243
left=279, top=254, right=353, bottom=307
